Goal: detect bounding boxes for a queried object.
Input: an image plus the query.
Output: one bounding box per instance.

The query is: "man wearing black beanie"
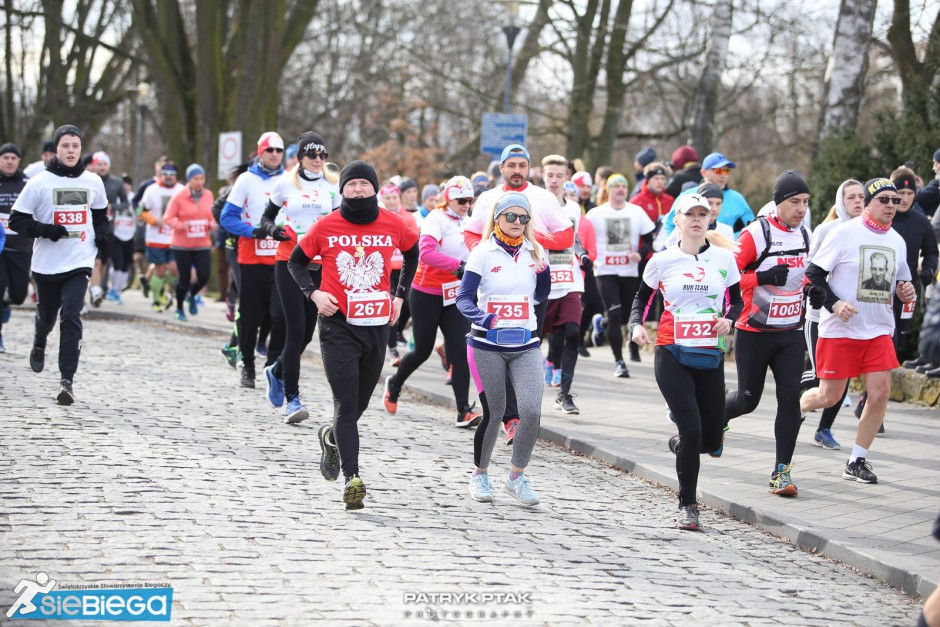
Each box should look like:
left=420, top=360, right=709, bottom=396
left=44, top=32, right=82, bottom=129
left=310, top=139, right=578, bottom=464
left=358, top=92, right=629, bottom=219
left=287, top=159, right=420, bottom=510
left=0, top=141, right=30, bottom=353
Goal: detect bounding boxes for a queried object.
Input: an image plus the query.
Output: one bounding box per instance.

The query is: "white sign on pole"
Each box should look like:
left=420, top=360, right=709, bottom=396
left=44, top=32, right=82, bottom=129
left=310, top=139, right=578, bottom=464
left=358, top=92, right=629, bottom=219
left=217, top=131, right=243, bottom=179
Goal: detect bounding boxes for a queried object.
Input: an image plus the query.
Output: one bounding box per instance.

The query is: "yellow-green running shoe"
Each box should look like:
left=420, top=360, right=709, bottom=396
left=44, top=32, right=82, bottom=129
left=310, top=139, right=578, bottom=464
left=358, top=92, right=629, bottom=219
left=343, top=475, right=366, bottom=510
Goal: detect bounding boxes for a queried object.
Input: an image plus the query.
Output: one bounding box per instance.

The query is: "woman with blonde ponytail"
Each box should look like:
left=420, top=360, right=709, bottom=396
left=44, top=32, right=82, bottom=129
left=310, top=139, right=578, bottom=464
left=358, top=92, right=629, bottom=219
left=259, top=131, right=340, bottom=423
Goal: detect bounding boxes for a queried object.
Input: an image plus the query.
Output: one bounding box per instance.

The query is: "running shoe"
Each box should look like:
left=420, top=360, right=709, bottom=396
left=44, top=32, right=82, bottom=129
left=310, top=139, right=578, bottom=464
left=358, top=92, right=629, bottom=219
left=769, top=462, right=798, bottom=496
left=194, top=294, right=205, bottom=306
left=504, top=473, right=539, bottom=506
left=677, top=504, right=700, bottom=531
left=504, top=418, right=519, bottom=446
left=111, top=291, right=123, bottom=305
left=139, top=275, right=150, bottom=298
left=150, top=302, right=163, bottom=313
left=456, top=408, right=483, bottom=428
left=614, top=360, right=630, bottom=378
left=444, top=365, right=452, bottom=385
left=174, top=311, right=187, bottom=322
left=578, top=345, right=590, bottom=358
left=709, top=425, right=728, bottom=458
left=551, top=369, right=562, bottom=387
left=343, top=474, right=366, bottom=510
left=106, top=288, right=119, bottom=302
left=668, top=434, right=680, bottom=455
left=814, top=429, right=841, bottom=450
left=225, top=301, right=236, bottom=323
left=544, top=360, right=553, bottom=385
left=56, top=379, right=74, bottom=406
left=468, top=473, right=493, bottom=502
left=1, top=304, right=10, bottom=324
left=90, top=285, right=104, bottom=308
left=0, top=334, right=5, bottom=353
left=220, top=345, right=238, bottom=369
left=390, top=347, right=401, bottom=367
left=843, top=457, right=877, bottom=484
left=29, top=345, right=44, bottom=373
left=240, top=364, right=255, bottom=389
left=554, top=393, right=579, bottom=414
left=256, top=341, right=268, bottom=358
left=284, top=394, right=309, bottom=424
left=591, top=313, right=606, bottom=347
left=383, top=375, right=400, bottom=414
left=264, top=364, right=285, bottom=408
left=318, top=425, right=340, bottom=481
left=161, top=293, right=175, bottom=312
left=187, top=295, right=198, bottom=316
left=435, top=343, right=448, bottom=370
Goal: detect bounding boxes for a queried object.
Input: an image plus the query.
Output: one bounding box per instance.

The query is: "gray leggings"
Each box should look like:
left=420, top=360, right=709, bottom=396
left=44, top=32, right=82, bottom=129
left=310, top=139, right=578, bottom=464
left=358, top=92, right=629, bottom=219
left=469, top=345, right=544, bottom=469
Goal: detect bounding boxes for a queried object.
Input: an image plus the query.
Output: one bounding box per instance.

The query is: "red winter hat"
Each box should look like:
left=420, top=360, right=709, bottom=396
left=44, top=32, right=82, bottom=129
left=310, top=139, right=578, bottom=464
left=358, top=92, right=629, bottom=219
left=671, top=145, right=699, bottom=170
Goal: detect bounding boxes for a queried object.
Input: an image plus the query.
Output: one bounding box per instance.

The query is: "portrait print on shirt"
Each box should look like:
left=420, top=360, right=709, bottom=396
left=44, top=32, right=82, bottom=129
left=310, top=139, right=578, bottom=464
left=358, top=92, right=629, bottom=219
left=606, top=217, right=631, bottom=251
left=857, top=246, right=896, bottom=304
left=53, top=188, right=90, bottom=239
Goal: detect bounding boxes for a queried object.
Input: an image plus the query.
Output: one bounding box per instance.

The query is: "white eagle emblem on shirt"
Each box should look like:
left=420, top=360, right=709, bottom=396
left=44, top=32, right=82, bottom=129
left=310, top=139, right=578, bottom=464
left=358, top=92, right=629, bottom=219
left=337, top=245, right=384, bottom=292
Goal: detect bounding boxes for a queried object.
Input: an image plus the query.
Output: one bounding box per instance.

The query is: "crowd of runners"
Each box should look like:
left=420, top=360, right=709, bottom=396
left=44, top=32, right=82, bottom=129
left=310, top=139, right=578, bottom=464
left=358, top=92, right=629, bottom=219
left=3, top=128, right=940, bottom=532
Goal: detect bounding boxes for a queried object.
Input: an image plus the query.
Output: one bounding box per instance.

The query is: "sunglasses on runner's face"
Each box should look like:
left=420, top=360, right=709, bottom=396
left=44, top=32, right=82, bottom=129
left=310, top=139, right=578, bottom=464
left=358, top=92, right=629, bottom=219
left=500, top=212, right=530, bottom=224
left=308, top=152, right=328, bottom=160
left=712, top=167, right=732, bottom=175
left=874, top=196, right=902, bottom=205
left=454, top=197, right=473, bottom=205
left=265, top=147, right=284, bottom=154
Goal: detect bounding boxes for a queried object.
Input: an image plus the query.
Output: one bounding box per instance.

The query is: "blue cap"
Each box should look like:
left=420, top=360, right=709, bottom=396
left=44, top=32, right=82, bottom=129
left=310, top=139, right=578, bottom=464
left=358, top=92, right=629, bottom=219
left=160, top=163, right=178, bottom=176
left=635, top=146, right=656, bottom=167
left=499, top=144, right=530, bottom=163
left=285, top=144, right=298, bottom=159
left=564, top=181, right=578, bottom=194
left=702, top=152, right=735, bottom=170
left=493, top=191, right=530, bottom=219
left=185, top=163, right=205, bottom=181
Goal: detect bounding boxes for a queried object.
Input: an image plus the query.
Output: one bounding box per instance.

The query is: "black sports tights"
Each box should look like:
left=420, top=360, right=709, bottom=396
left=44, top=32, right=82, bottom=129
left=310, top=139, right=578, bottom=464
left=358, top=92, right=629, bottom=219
left=597, top=275, right=639, bottom=362
left=172, top=248, right=211, bottom=312
left=273, top=260, right=320, bottom=397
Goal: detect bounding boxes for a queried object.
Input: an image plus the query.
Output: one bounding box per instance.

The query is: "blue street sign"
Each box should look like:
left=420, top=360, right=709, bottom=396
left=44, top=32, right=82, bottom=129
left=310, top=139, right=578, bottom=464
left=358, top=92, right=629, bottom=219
left=481, top=113, right=528, bottom=157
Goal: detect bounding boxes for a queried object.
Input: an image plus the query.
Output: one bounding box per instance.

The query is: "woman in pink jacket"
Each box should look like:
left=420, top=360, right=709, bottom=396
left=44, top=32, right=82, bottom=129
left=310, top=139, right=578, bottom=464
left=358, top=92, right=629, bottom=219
left=163, top=164, right=216, bottom=321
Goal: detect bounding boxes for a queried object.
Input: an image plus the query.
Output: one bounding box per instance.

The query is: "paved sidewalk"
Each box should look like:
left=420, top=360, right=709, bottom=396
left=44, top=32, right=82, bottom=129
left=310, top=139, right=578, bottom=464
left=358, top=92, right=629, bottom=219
left=1, top=309, right=922, bottom=624
left=61, top=287, right=940, bottom=598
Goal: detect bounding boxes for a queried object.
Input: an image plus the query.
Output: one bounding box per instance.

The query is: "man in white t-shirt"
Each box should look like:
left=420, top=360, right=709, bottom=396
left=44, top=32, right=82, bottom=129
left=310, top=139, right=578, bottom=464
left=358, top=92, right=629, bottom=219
left=585, top=173, right=656, bottom=377
left=799, top=178, right=916, bottom=485
left=8, top=125, right=109, bottom=405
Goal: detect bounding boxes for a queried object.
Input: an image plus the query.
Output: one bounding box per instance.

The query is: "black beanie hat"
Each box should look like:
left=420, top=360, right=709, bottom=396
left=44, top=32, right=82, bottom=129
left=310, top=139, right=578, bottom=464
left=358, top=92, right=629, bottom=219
left=41, top=140, right=55, bottom=153
left=53, top=124, right=82, bottom=149
left=697, top=182, right=723, bottom=200
left=892, top=173, right=917, bottom=191
left=296, top=131, right=327, bottom=159
left=0, top=143, right=20, bottom=158
left=339, top=160, right=379, bottom=195
left=398, top=177, right=417, bottom=193
left=772, top=170, right=810, bottom=205
left=863, top=178, right=896, bottom=206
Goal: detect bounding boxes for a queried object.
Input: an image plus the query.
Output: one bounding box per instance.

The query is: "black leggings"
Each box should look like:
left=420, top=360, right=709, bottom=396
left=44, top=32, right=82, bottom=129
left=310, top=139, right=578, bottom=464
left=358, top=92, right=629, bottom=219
left=172, top=248, right=211, bottom=312
left=238, top=263, right=284, bottom=370
left=387, top=270, right=412, bottom=348
left=579, top=267, right=602, bottom=345
left=597, top=274, right=639, bottom=362
left=724, top=328, right=804, bottom=464
left=803, top=320, right=848, bottom=431
left=390, top=288, right=471, bottom=411
left=33, top=270, right=89, bottom=381
left=0, top=250, right=31, bottom=332
left=273, top=260, right=320, bottom=397
left=548, top=321, right=581, bottom=395
left=319, top=315, right=388, bottom=479
left=655, top=346, right=726, bottom=506
left=111, top=237, right=135, bottom=273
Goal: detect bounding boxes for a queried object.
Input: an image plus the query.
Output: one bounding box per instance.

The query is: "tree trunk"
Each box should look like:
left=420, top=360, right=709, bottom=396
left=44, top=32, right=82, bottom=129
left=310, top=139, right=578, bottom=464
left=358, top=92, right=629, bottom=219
left=689, top=0, right=732, bottom=157
left=817, top=0, right=877, bottom=141
left=564, top=0, right=608, bottom=162
left=591, top=0, right=635, bottom=168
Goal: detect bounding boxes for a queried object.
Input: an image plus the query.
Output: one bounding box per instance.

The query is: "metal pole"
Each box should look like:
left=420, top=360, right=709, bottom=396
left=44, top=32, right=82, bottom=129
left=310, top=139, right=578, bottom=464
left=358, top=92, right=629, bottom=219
left=504, top=45, right=513, bottom=113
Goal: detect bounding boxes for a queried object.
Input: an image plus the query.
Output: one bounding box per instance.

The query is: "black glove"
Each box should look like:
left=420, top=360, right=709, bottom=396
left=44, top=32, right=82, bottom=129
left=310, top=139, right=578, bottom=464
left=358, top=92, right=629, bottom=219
left=756, top=264, right=788, bottom=287
left=94, top=232, right=109, bottom=256
left=42, top=224, right=69, bottom=242
left=580, top=254, right=593, bottom=272
left=456, top=261, right=466, bottom=279
left=807, top=284, right=826, bottom=309
left=270, top=226, right=290, bottom=242
left=251, top=226, right=267, bottom=239
left=921, top=268, right=937, bottom=286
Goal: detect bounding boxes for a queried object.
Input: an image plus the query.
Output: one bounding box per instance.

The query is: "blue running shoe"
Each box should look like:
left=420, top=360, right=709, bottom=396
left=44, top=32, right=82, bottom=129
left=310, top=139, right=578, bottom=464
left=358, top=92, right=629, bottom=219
left=220, top=345, right=238, bottom=369
left=187, top=295, right=198, bottom=316
left=544, top=360, right=553, bottom=385
left=813, top=429, right=841, bottom=450
left=709, top=425, right=729, bottom=458
left=551, top=369, right=562, bottom=387
left=173, top=311, right=187, bottom=322
left=1, top=305, right=10, bottom=324
left=264, top=364, right=285, bottom=407
left=591, top=313, right=606, bottom=347
left=106, top=289, right=119, bottom=302
left=194, top=294, right=205, bottom=306
left=284, top=394, right=309, bottom=424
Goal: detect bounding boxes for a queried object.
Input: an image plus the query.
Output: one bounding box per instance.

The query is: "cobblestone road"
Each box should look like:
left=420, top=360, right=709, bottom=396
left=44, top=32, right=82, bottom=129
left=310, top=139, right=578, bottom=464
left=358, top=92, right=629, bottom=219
left=0, top=318, right=921, bottom=625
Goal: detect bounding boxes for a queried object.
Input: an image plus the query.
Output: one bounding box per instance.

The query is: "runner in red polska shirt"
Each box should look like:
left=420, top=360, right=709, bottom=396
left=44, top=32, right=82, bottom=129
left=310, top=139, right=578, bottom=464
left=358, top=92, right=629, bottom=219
left=723, top=171, right=813, bottom=498
left=383, top=176, right=481, bottom=428
left=288, top=161, right=418, bottom=511
left=258, top=131, right=341, bottom=424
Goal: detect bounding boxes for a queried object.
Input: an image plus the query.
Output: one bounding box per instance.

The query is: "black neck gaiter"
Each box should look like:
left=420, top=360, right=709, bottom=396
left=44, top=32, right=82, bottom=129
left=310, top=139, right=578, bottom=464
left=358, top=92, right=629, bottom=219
left=340, top=195, right=379, bottom=224
left=46, top=157, right=85, bottom=178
